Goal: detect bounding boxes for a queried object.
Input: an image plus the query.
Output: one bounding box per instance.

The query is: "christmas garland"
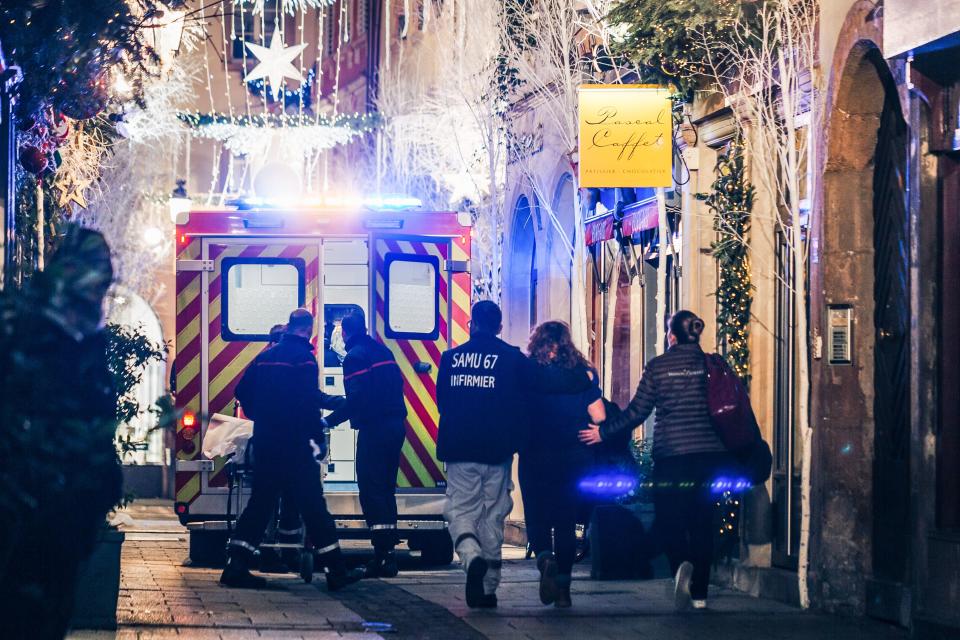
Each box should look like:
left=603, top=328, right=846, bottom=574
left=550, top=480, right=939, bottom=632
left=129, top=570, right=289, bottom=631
left=176, top=111, right=380, bottom=131
left=697, top=138, right=755, bottom=386
left=606, top=0, right=757, bottom=94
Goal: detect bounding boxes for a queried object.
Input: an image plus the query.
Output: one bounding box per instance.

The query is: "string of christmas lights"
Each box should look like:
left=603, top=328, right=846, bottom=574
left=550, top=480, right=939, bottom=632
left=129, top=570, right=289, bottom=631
left=176, top=110, right=380, bottom=158
left=235, top=0, right=332, bottom=15
left=698, top=137, right=755, bottom=386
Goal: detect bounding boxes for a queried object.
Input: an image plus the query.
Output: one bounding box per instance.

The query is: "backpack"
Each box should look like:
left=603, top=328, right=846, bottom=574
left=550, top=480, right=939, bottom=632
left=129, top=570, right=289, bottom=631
left=704, top=353, right=772, bottom=485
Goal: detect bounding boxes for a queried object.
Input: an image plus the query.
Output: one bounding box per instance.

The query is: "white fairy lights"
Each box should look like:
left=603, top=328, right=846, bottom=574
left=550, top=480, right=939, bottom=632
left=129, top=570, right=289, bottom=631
left=234, top=0, right=332, bottom=16
left=176, top=111, right=380, bottom=159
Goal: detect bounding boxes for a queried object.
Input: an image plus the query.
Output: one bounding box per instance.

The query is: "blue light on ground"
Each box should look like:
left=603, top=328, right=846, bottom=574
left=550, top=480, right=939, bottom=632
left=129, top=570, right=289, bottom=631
left=578, top=473, right=638, bottom=498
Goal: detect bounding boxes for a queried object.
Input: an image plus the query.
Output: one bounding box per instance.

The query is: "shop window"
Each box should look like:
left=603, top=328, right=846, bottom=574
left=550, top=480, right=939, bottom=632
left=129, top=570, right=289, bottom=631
left=384, top=253, right=439, bottom=339
left=222, top=258, right=305, bottom=341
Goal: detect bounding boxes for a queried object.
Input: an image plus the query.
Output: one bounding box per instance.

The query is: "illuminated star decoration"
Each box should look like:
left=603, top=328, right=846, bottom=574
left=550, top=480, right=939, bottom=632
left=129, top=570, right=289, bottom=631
left=58, top=177, right=91, bottom=210
left=244, top=31, right=308, bottom=101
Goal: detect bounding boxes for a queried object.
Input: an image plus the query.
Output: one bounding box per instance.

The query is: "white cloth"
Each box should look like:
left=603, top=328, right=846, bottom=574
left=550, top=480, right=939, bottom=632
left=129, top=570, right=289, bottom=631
left=444, top=461, right=514, bottom=595
left=201, top=413, right=253, bottom=460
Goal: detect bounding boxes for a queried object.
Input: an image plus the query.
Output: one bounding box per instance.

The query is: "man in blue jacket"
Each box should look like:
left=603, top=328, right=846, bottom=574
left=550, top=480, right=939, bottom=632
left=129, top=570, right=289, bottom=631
left=436, top=301, right=593, bottom=608
left=326, top=309, right=407, bottom=578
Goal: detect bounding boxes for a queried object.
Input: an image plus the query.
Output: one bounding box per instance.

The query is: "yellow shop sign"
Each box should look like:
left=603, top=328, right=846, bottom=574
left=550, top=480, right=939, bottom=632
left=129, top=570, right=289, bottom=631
left=578, top=85, right=673, bottom=188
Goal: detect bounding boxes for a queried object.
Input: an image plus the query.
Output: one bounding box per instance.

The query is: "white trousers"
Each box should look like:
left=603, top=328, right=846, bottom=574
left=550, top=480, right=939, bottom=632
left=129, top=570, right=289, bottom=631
left=444, top=461, right=514, bottom=595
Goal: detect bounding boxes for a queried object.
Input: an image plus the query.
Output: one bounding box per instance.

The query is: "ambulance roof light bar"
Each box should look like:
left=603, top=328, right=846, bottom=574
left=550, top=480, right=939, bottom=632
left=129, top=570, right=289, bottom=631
left=228, top=194, right=423, bottom=211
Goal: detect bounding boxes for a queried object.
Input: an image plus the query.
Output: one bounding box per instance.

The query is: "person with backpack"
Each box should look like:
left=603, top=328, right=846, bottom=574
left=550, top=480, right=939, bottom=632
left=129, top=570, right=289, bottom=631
left=578, top=310, right=738, bottom=611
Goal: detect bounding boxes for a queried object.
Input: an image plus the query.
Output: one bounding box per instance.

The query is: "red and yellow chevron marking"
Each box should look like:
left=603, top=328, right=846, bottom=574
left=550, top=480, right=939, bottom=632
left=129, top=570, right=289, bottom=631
left=174, top=240, right=319, bottom=504
left=450, top=233, right=471, bottom=348
left=175, top=237, right=203, bottom=505
left=205, top=242, right=320, bottom=488
left=374, top=237, right=471, bottom=488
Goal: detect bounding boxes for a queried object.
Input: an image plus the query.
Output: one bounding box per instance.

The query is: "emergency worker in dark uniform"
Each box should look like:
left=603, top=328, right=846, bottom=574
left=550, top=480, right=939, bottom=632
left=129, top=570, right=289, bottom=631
left=221, top=309, right=362, bottom=591
left=257, top=324, right=325, bottom=572
left=325, top=310, right=407, bottom=578
left=437, top=301, right=594, bottom=608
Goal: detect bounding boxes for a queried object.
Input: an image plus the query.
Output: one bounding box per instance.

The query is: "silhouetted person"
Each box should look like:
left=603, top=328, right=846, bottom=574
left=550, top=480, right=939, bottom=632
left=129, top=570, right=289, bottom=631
left=221, top=309, right=361, bottom=591
left=326, top=310, right=406, bottom=577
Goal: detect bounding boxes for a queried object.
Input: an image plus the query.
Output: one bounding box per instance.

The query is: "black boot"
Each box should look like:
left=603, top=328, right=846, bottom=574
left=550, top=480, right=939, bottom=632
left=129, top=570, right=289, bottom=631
left=537, top=552, right=560, bottom=605
left=554, top=574, right=572, bottom=608
left=364, top=550, right=399, bottom=578
left=220, top=544, right=267, bottom=589
left=465, top=557, right=488, bottom=608
left=321, top=548, right=364, bottom=592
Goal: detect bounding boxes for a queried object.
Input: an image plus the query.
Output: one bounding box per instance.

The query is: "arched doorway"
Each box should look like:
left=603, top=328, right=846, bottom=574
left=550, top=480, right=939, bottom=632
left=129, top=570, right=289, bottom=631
left=505, top=195, right=538, bottom=344
left=547, top=173, right=576, bottom=323
left=107, top=289, right=167, bottom=465
left=817, top=40, right=911, bottom=612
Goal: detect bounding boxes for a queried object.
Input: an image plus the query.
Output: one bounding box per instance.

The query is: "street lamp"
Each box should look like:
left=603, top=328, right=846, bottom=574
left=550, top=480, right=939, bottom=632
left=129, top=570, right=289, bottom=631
left=169, top=179, right=192, bottom=224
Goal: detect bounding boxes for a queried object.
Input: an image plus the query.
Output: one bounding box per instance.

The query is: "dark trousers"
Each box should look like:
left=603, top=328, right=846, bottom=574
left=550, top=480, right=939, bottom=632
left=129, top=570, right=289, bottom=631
left=519, top=451, right=586, bottom=576
left=276, top=491, right=302, bottom=541
left=356, top=424, right=405, bottom=553
left=232, top=444, right=339, bottom=556
left=652, top=452, right=734, bottom=600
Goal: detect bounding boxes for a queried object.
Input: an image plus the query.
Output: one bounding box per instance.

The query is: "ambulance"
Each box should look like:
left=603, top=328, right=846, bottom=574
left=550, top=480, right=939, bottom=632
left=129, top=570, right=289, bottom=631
left=172, top=198, right=472, bottom=565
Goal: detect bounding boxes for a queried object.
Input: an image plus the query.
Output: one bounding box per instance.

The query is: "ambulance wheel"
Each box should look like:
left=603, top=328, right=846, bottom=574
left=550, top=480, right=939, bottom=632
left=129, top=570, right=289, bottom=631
left=416, top=532, right=453, bottom=566
left=300, top=551, right=314, bottom=583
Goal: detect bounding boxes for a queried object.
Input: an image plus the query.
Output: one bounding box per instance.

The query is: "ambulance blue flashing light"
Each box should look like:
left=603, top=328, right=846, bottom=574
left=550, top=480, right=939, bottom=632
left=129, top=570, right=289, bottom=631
left=231, top=195, right=423, bottom=211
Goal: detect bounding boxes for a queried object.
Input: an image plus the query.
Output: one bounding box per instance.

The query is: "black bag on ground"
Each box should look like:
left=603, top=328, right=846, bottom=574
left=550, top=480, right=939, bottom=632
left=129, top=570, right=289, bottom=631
left=589, top=505, right=658, bottom=580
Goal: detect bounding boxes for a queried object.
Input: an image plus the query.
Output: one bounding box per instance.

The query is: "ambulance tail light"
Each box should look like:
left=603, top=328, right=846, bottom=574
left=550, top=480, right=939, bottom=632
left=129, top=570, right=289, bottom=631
left=179, top=411, right=198, bottom=451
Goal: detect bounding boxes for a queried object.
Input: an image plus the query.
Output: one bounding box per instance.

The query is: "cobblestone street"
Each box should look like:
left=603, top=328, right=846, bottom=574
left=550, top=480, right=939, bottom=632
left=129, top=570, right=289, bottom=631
left=66, top=502, right=910, bottom=640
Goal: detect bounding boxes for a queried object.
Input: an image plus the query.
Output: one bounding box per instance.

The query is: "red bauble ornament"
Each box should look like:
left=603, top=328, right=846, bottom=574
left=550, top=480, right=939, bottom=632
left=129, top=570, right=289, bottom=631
left=19, top=145, right=48, bottom=174
left=50, top=112, right=71, bottom=144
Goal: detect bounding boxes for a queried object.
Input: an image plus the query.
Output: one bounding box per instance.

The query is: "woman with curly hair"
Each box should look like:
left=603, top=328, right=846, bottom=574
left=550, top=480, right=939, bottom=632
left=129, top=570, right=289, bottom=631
left=519, top=321, right=606, bottom=608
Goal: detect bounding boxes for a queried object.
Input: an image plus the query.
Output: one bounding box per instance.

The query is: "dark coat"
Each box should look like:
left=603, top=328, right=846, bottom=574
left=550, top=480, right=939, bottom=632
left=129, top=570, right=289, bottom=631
left=235, top=333, right=339, bottom=456
left=599, top=343, right=726, bottom=460
left=325, top=333, right=406, bottom=433
left=436, top=332, right=594, bottom=465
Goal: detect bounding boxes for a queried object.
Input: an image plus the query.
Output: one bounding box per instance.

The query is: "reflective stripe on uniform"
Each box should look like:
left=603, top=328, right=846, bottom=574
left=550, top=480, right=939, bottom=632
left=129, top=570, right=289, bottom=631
left=229, top=539, right=257, bottom=553
left=370, top=524, right=397, bottom=530
left=277, top=527, right=304, bottom=536
left=343, top=360, right=400, bottom=381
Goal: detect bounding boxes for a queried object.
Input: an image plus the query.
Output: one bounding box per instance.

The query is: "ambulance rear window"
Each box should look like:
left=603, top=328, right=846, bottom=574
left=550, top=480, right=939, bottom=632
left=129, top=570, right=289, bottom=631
left=384, top=253, right=440, bottom=340
left=222, top=258, right=305, bottom=341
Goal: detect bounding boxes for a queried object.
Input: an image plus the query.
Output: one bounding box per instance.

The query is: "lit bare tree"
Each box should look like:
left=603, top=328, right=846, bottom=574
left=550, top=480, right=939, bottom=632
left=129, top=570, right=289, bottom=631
left=698, top=0, right=820, bottom=608
left=374, top=0, right=508, bottom=301
left=79, top=58, right=196, bottom=309
left=499, top=0, right=644, bottom=352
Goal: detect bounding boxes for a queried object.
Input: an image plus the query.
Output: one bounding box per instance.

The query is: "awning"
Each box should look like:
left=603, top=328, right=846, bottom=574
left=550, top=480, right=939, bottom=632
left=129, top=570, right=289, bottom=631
left=584, top=197, right=659, bottom=246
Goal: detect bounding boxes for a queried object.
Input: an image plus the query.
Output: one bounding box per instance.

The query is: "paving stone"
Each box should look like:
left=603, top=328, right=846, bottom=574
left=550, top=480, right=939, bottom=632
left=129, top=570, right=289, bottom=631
left=69, top=502, right=912, bottom=640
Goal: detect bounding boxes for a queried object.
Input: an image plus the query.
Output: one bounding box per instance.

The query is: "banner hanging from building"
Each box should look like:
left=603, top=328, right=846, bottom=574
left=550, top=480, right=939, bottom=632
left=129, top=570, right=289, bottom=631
left=578, top=85, right=673, bottom=188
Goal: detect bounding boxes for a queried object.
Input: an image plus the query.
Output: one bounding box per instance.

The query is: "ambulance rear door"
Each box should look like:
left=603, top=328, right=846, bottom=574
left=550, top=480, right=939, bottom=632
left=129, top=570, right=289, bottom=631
left=198, top=238, right=320, bottom=508
left=372, top=235, right=470, bottom=491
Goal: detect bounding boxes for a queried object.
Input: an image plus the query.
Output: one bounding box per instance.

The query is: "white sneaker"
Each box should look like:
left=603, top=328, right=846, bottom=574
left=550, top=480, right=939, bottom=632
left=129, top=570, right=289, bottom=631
left=673, top=561, right=693, bottom=611
left=691, top=599, right=707, bottom=609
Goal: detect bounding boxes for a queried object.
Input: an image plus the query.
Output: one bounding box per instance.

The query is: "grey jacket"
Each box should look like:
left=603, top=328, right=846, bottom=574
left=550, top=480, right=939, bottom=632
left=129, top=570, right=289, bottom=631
left=599, top=343, right=726, bottom=460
